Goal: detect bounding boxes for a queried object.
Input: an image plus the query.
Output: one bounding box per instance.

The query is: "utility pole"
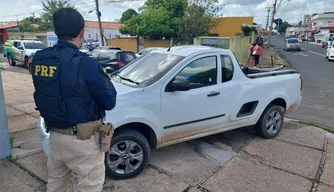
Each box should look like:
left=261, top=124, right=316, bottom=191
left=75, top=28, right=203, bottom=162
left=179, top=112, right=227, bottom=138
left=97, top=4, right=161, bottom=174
left=95, top=0, right=105, bottom=46
left=268, top=0, right=278, bottom=45
left=265, top=7, right=271, bottom=30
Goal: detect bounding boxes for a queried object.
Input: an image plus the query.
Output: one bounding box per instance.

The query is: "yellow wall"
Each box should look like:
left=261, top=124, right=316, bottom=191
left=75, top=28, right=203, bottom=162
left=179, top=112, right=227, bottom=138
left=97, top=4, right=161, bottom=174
left=210, top=17, right=254, bottom=37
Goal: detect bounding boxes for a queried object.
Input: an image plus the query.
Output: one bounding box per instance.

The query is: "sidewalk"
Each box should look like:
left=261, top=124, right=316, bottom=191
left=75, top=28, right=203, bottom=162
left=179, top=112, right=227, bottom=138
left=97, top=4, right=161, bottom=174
left=1, top=68, right=334, bottom=192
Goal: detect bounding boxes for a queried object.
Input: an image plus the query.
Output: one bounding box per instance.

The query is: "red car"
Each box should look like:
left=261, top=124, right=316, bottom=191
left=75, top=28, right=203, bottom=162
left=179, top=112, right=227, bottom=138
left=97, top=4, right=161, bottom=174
left=27, top=57, right=33, bottom=73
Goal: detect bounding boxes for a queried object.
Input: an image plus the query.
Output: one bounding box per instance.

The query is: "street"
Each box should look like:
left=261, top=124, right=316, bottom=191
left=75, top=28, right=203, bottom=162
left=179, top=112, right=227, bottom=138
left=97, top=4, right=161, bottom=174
left=273, top=36, right=334, bottom=129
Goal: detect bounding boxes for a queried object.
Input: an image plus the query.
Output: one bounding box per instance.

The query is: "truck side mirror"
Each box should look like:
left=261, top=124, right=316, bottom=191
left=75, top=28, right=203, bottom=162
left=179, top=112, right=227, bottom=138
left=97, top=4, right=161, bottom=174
left=17, top=46, right=24, bottom=50
left=167, top=78, right=191, bottom=92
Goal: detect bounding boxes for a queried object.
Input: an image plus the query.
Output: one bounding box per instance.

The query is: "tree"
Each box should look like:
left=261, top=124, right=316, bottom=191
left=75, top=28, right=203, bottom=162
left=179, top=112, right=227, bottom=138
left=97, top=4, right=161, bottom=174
left=179, top=3, right=219, bottom=43
left=120, top=0, right=187, bottom=39
left=178, top=0, right=222, bottom=43
left=19, top=16, right=43, bottom=32
left=119, top=0, right=221, bottom=41
left=120, top=9, right=138, bottom=23
left=39, top=0, right=74, bottom=30
left=275, top=21, right=291, bottom=34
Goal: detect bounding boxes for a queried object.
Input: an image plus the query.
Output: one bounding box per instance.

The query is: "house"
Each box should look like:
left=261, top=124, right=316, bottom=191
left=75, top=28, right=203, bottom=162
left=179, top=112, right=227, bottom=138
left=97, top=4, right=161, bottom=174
left=84, top=20, right=131, bottom=45
left=0, top=22, right=18, bottom=43
left=310, top=12, right=334, bottom=34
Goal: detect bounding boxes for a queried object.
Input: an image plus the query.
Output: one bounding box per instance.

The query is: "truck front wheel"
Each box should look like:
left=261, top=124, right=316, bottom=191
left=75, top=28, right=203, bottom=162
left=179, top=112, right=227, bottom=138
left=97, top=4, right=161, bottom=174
left=105, top=129, right=150, bottom=180
left=7, top=54, right=16, bottom=66
left=255, top=104, right=284, bottom=139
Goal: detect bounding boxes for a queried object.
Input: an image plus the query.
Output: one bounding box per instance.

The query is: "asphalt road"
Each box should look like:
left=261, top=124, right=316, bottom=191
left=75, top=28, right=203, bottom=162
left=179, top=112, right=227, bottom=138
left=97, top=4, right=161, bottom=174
left=272, top=36, right=334, bottom=129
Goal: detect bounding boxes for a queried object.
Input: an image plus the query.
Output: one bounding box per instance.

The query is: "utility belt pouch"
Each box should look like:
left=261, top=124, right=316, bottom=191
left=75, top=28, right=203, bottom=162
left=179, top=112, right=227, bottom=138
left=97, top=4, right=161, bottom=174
left=76, top=120, right=101, bottom=140
left=99, top=122, right=114, bottom=152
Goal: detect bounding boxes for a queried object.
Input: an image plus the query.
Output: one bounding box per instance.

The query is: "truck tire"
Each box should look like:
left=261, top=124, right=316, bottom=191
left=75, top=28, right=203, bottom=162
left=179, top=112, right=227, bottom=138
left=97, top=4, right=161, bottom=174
left=7, top=54, right=16, bottom=66
left=105, top=129, right=150, bottom=180
left=255, top=104, right=284, bottom=139
left=24, top=57, right=29, bottom=68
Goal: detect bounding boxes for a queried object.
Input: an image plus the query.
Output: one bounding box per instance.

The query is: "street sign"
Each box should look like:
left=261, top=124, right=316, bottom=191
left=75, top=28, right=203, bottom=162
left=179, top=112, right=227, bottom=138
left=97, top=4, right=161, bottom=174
left=274, top=18, right=283, bottom=25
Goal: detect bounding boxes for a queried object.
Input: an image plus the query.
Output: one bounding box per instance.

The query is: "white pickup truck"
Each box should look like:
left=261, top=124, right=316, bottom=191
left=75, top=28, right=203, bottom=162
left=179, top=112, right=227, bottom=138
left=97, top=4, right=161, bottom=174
left=37, top=45, right=303, bottom=179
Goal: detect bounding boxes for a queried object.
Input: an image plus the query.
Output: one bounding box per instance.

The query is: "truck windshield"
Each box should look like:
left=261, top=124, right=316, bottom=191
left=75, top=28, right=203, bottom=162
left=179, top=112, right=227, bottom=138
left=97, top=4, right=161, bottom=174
left=24, top=42, right=47, bottom=49
left=116, top=53, right=185, bottom=87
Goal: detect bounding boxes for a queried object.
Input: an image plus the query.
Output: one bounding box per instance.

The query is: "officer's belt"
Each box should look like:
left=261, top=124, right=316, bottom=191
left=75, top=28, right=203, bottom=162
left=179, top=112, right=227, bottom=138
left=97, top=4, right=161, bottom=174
left=50, top=126, right=77, bottom=135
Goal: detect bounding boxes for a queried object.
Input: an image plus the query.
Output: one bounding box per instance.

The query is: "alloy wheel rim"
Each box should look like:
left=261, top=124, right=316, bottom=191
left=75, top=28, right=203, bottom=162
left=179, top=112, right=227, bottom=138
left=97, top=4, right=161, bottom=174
left=107, top=140, right=144, bottom=174
left=265, top=110, right=282, bottom=135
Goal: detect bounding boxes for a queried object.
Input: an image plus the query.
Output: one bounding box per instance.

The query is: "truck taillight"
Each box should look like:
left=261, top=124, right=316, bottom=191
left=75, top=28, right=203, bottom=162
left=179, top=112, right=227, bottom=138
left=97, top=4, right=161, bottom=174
left=300, top=75, right=303, bottom=91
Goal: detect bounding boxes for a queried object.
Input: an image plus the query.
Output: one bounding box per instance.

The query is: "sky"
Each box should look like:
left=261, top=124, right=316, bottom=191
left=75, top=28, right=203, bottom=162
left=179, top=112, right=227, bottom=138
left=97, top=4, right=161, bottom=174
left=0, top=0, right=333, bottom=28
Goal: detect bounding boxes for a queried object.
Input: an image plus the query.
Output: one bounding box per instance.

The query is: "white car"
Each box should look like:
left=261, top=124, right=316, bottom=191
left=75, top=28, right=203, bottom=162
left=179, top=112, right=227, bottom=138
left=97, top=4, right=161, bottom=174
left=4, top=39, right=47, bottom=68
left=37, top=45, right=303, bottom=180
left=326, top=41, right=334, bottom=61
left=284, top=38, right=301, bottom=51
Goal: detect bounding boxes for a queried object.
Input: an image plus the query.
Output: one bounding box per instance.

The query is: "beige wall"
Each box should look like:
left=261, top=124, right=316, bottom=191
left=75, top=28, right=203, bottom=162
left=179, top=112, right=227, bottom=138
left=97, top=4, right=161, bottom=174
left=229, top=36, right=253, bottom=65
left=8, top=32, right=46, bottom=39
left=107, top=38, right=172, bottom=53
left=107, top=38, right=138, bottom=53
left=143, top=39, right=170, bottom=48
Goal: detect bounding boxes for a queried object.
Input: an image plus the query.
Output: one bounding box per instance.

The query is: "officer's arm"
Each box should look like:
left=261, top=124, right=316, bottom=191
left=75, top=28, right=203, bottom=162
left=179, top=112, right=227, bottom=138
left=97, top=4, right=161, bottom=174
left=82, top=57, right=117, bottom=110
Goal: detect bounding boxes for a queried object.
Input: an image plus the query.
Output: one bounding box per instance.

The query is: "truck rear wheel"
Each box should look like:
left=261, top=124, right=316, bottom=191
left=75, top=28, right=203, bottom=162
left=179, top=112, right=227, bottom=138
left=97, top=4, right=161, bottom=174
left=255, top=104, right=284, bottom=139
left=7, top=54, right=16, bottom=66
left=105, top=129, right=150, bottom=180
left=24, top=57, right=29, bottom=68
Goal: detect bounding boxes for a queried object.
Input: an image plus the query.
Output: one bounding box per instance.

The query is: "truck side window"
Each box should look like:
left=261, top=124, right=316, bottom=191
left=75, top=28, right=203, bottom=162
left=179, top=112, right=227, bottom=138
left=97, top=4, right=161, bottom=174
left=221, top=55, right=234, bottom=83
left=13, top=41, right=19, bottom=48
left=176, top=56, right=217, bottom=89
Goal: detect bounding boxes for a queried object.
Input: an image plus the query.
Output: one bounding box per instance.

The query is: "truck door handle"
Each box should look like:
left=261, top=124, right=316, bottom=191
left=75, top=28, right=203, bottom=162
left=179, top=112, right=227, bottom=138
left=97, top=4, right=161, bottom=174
left=207, top=91, right=220, bottom=97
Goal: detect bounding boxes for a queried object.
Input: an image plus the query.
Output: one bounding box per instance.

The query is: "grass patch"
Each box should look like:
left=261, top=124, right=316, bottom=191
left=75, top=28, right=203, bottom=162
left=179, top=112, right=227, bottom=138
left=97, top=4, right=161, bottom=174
left=6, top=155, right=47, bottom=184
left=293, top=120, right=334, bottom=134
left=10, top=135, right=14, bottom=148
left=309, top=177, right=320, bottom=183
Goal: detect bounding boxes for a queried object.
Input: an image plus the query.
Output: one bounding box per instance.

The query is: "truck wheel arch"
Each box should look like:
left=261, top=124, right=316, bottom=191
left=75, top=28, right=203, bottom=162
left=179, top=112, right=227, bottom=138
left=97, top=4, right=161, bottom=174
left=268, top=98, right=287, bottom=110
left=115, top=122, right=157, bottom=149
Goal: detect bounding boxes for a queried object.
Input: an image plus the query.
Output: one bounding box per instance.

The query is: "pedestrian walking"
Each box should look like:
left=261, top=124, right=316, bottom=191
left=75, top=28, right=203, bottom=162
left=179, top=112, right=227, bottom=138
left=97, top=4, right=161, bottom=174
left=31, top=8, right=117, bottom=192
left=248, top=43, right=256, bottom=66
left=253, top=42, right=263, bottom=68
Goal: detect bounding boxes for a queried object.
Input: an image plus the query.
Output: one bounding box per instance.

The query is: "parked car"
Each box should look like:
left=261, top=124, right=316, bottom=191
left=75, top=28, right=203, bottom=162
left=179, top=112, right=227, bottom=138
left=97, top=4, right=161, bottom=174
left=37, top=45, right=303, bottom=180
left=136, top=47, right=164, bottom=57
left=284, top=38, right=301, bottom=51
left=326, top=41, right=334, bottom=61
left=307, top=36, right=315, bottom=42
left=3, top=39, right=47, bottom=68
left=89, top=46, right=136, bottom=73
left=85, top=38, right=100, bottom=49
left=322, top=36, right=334, bottom=48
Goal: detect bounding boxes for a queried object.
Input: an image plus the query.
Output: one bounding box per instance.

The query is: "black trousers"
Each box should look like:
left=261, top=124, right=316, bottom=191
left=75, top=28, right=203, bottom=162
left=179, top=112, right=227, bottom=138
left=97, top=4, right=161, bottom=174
left=254, top=55, right=260, bottom=65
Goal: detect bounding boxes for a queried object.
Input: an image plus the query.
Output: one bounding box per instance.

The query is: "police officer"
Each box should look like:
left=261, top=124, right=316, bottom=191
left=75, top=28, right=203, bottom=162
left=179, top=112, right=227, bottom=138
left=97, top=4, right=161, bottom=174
left=31, top=8, right=117, bottom=192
